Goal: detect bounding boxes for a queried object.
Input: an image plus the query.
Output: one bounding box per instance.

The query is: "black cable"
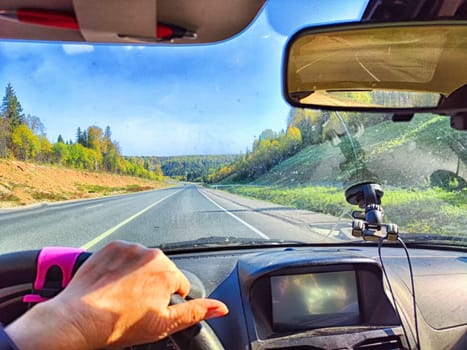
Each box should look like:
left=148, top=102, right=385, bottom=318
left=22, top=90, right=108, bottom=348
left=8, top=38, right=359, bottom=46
left=397, top=237, right=421, bottom=350
left=377, top=238, right=412, bottom=349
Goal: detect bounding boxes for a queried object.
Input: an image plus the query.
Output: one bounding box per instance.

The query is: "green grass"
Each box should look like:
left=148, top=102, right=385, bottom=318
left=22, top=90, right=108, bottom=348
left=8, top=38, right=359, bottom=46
left=76, top=183, right=153, bottom=196
left=252, top=115, right=461, bottom=187
left=226, top=185, right=466, bottom=236
left=368, top=116, right=444, bottom=155
left=124, top=184, right=153, bottom=192
left=31, top=191, right=68, bottom=201
left=0, top=192, right=20, bottom=203
left=219, top=115, right=466, bottom=235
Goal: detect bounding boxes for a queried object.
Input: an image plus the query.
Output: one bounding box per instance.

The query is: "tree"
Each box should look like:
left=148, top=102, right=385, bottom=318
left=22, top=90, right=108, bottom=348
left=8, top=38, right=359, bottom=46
left=52, top=142, right=69, bottom=166
left=76, top=127, right=81, bottom=143
left=87, top=126, right=104, bottom=154
left=1, top=83, right=25, bottom=156
left=281, top=126, right=302, bottom=156
left=82, top=130, right=88, bottom=147
left=104, top=125, right=112, bottom=140
left=25, top=114, right=45, bottom=135
left=1, top=83, right=24, bottom=129
left=11, top=124, right=40, bottom=160
left=288, top=108, right=327, bottom=146
left=37, top=136, right=53, bottom=163
left=67, top=143, right=89, bottom=169
left=57, top=134, right=64, bottom=143
left=102, top=125, right=113, bottom=161
left=103, top=142, right=120, bottom=172
left=0, top=117, right=9, bottom=158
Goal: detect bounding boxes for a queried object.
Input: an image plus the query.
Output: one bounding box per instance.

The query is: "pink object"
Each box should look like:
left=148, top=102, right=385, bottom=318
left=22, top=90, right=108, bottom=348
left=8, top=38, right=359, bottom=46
left=23, top=247, right=85, bottom=303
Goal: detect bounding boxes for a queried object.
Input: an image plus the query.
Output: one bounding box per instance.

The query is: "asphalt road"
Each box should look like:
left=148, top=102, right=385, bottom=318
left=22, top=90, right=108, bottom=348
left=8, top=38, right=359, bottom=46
left=0, top=185, right=346, bottom=254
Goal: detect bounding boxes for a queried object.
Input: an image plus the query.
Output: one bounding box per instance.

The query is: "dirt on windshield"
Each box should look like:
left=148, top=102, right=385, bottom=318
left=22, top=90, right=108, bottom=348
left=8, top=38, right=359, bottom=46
left=0, top=160, right=169, bottom=208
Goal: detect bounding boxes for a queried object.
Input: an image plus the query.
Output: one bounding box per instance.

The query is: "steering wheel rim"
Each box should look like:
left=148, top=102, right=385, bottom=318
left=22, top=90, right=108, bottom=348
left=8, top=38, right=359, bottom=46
left=0, top=249, right=224, bottom=350
left=0, top=250, right=39, bottom=325
left=169, top=294, right=225, bottom=350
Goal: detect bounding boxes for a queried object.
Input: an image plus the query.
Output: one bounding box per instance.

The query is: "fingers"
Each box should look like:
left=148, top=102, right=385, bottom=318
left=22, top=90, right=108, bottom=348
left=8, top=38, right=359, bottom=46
left=153, top=251, right=191, bottom=298
left=51, top=240, right=229, bottom=348
left=166, top=299, right=229, bottom=335
left=165, top=268, right=191, bottom=298
left=101, top=242, right=192, bottom=298
left=82, top=241, right=191, bottom=295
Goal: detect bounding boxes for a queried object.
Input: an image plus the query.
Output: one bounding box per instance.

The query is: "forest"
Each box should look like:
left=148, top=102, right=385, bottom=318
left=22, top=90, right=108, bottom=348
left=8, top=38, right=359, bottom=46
left=0, top=83, right=162, bottom=180
left=210, top=100, right=465, bottom=186
left=0, top=83, right=237, bottom=182
left=2, top=81, right=464, bottom=188
left=136, top=155, right=237, bottom=182
left=208, top=110, right=392, bottom=183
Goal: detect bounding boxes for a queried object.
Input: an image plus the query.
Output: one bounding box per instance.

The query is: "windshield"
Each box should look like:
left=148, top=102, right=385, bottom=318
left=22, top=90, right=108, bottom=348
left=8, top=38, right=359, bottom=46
left=0, top=0, right=465, bottom=253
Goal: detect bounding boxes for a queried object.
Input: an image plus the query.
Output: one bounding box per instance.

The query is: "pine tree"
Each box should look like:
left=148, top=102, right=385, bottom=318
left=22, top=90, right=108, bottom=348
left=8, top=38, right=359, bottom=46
left=76, top=127, right=82, bottom=144
left=1, top=83, right=25, bottom=129
left=104, top=126, right=112, bottom=140
left=57, top=134, right=64, bottom=143
left=82, top=130, right=88, bottom=147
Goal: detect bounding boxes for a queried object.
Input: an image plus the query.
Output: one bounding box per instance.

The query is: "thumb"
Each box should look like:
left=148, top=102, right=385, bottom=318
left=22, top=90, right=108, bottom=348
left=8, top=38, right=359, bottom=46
left=167, top=298, right=229, bottom=334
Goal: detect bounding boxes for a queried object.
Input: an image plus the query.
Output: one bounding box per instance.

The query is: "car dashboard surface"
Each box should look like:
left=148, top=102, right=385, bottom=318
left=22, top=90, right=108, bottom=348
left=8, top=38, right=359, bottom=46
left=144, top=244, right=467, bottom=350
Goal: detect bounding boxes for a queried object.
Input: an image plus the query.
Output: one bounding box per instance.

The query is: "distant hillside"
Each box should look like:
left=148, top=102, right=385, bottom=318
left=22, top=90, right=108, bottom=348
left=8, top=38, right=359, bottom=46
left=250, top=115, right=465, bottom=188
left=134, top=155, right=237, bottom=182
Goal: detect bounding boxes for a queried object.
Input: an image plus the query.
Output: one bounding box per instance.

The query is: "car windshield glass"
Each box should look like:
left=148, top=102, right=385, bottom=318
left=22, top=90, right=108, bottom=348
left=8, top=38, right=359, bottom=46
left=0, top=0, right=465, bottom=253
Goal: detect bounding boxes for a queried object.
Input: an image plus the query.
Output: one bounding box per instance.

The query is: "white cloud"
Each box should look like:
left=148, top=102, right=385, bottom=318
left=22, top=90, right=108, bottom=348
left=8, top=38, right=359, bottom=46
left=123, top=45, right=146, bottom=51
left=62, top=44, right=95, bottom=55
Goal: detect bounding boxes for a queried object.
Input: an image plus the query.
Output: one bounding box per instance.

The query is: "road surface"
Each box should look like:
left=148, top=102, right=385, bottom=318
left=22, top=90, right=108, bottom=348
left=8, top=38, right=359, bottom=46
left=0, top=185, right=351, bottom=254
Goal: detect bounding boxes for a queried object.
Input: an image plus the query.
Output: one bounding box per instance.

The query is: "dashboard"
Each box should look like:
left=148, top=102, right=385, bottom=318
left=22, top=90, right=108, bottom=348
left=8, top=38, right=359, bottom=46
left=1, top=244, right=466, bottom=350
left=152, top=244, right=466, bottom=350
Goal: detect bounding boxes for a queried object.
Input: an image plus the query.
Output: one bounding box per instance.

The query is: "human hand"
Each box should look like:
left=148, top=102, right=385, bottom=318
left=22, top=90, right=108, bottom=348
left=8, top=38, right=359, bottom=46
left=6, top=241, right=229, bottom=349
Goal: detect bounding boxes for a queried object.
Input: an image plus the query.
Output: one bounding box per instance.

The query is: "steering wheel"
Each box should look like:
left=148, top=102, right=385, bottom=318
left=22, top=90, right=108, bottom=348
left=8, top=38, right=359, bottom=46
left=0, top=249, right=224, bottom=350
left=168, top=294, right=224, bottom=349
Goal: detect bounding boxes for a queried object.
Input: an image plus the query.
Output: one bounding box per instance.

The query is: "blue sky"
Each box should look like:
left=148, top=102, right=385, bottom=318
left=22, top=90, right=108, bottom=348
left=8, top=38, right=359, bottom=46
left=0, top=0, right=367, bottom=156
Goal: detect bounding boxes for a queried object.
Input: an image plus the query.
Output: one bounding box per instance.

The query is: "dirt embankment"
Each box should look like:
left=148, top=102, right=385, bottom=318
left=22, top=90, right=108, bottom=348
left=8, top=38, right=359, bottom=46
left=0, top=160, right=169, bottom=208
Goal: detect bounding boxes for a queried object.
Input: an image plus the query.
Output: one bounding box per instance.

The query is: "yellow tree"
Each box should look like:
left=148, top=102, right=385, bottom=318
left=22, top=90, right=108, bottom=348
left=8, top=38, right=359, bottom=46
left=87, top=126, right=104, bottom=154
left=37, top=136, right=53, bottom=163
left=52, top=142, right=69, bottom=166
left=86, top=126, right=104, bottom=167
left=11, top=124, right=40, bottom=160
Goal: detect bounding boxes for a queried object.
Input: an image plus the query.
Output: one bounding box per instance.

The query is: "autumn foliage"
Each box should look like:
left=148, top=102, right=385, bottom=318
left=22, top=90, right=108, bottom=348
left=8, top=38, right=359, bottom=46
left=0, top=83, right=162, bottom=180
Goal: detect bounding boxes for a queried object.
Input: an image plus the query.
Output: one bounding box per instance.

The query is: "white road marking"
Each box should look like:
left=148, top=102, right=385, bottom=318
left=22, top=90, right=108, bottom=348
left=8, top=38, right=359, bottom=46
left=198, top=189, right=270, bottom=240
left=80, top=190, right=181, bottom=249
left=86, top=204, right=103, bottom=209
left=355, top=55, right=380, bottom=82
left=296, top=53, right=335, bottom=74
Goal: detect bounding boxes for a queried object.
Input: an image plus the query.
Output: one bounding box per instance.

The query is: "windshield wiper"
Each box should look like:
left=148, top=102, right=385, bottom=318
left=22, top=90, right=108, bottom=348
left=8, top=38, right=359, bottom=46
left=158, top=236, right=305, bottom=252
left=400, top=233, right=466, bottom=248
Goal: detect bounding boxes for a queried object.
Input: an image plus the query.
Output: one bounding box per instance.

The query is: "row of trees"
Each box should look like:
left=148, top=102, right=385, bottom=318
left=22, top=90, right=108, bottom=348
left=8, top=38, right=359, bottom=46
left=0, top=83, right=162, bottom=180
left=208, top=126, right=302, bottom=182
left=122, top=155, right=237, bottom=182
left=0, top=83, right=50, bottom=161
left=208, top=108, right=393, bottom=183
left=157, top=155, right=237, bottom=182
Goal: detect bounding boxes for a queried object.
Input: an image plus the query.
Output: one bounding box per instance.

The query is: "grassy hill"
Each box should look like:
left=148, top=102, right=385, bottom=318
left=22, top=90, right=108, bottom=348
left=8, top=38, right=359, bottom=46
left=253, top=115, right=462, bottom=187
left=221, top=115, right=466, bottom=235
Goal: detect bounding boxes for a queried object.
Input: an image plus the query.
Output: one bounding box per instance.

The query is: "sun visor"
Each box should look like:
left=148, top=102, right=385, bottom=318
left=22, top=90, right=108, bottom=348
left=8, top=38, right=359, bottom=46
left=72, top=0, right=157, bottom=43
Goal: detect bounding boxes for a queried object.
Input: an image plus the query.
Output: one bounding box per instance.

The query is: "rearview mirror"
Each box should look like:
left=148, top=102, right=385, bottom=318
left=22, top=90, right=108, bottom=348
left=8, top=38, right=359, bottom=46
left=283, top=22, right=467, bottom=116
